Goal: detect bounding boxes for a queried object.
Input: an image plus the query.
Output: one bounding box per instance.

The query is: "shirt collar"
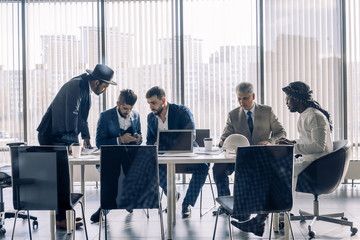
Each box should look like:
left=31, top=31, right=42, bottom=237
left=244, top=103, right=256, bottom=114
left=88, top=80, right=93, bottom=95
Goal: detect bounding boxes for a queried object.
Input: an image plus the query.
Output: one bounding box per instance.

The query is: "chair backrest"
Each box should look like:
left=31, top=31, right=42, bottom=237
left=195, top=129, right=210, bottom=147
left=296, top=140, right=351, bottom=195
left=233, top=145, right=294, bottom=215
left=10, top=146, right=70, bottom=210
left=100, top=145, right=159, bottom=210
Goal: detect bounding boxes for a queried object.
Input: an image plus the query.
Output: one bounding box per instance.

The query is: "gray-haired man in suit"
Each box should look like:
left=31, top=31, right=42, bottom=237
left=213, top=82, right=286, bottom=209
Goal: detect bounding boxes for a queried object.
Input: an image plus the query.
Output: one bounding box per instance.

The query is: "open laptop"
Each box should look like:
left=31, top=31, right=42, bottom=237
left=157, top=129, right=196, bottom=157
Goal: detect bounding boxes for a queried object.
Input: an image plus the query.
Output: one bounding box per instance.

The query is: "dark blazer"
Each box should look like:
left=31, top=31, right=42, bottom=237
left=146, top=103, right=197, bottom=146
left=96, top=107, right=142, bottom=148
left=37, top=74, right=91, bottom=145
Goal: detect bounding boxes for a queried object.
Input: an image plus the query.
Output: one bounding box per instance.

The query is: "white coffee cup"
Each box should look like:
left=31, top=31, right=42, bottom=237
left=72, top=145, right=81, bottom=158
left=203, top=138, right=213, bottom=151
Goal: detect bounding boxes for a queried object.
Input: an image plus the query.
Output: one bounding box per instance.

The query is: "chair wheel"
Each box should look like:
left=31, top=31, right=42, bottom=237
left=351, top=227, right=358, bottom=235
left=279, top=221, right=284, bottom=230
left=309, top=230, right=316, bottom=238
left=33, top=220, right=39, bottom=229
left=341, top=216, right=348, bottom=221
left=0, top=227, right=6, bottom=235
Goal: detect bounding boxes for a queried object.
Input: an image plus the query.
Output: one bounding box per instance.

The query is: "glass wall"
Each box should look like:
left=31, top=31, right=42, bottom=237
left=25, top=0, right=100, bottom=145
left=104, top=0, right=173, bottom=136
left=183, top=0, right=257, bottom=141
left=1, top=0, right=360, bottom=157
left=346, top=0, right=360, bottom=157
left=263, top=0, right=342, bottom=141
left=0, top=0, right=22, bottom=147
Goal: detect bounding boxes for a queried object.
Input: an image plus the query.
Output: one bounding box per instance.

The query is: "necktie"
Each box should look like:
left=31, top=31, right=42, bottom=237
left=247, top=111, right=253, bottom=134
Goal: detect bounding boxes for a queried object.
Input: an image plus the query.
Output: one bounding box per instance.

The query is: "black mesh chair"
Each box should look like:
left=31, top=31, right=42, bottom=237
left=10, top=146, right=88, bottom=240
left=212, top=145, right=295, bottom=240
left=0, top=143, right=38, bottom=236
left=291, top=140, right=358, bottom=238
left=98, top=145, right=164, bottom=240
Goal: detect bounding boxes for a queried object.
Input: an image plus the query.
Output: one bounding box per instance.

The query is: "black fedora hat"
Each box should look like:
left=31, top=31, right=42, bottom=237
left=86, top=64, right=117, bottom=85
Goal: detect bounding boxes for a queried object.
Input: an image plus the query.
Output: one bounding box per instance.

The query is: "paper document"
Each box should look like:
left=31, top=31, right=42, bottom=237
left=82, top=148, right=100, bottom=155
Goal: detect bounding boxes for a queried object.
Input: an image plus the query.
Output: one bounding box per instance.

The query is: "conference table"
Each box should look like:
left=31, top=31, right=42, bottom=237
left=68, top=148, right=290, bottom=240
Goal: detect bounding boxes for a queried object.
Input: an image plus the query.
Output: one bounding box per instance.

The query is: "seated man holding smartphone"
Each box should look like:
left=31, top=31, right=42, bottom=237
left=90, top=89, right=142, bottom=222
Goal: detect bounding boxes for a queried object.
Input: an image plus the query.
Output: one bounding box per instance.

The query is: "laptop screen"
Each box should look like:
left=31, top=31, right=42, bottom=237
left=157, top=129, right=194, bottom=153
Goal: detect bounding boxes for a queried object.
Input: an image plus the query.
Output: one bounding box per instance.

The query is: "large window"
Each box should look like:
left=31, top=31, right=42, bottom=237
left=183, top=0, right=257, bottom=141
left=0, top=0, right=22, bottom=147
left=1, top=0, right=360, bottom=158
left=25, top=0, right=100, bottom=145
left=263, top=0, right=342, bottom=142
left=104, top=0, right=173, bottom=135
left=346, top=0, right=360, bottom=157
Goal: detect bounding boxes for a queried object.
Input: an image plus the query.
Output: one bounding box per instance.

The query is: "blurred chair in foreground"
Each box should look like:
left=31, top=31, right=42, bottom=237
left=213, top=145, right=294, bottom=240
left=99, top=145, right=164, bottom=240
left=10, top=146, right=88, bottom=240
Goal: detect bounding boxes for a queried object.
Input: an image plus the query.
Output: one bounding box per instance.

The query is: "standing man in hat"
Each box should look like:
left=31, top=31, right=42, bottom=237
left=37, top=64, right=116, bottom=228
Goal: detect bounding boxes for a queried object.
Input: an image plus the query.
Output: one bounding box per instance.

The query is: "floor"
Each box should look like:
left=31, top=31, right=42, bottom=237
left=1, top=182, right=360, bottom=239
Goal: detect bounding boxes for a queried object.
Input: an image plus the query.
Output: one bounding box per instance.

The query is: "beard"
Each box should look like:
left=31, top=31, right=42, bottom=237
left=118, top=108, right=129, bottom=118
left=93, top=85, right=103, bottom=95
left=154, top=106, right=164, bottom=116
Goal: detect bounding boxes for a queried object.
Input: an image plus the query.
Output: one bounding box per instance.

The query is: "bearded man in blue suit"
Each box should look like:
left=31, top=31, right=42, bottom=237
left=90, top=89, right=142, bottom=222
left=146, top=86, right=209, bottom=218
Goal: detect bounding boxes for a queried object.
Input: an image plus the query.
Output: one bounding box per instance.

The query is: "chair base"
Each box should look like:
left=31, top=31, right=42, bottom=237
left=291, top=210, right=357, bottom=238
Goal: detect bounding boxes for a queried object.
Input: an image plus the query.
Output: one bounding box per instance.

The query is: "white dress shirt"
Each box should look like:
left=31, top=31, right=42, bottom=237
left=116, top=110, right=132, bottom=144
left=157, top=108, right=169, bottom=130
left=293, top=107, right=333, bottom=176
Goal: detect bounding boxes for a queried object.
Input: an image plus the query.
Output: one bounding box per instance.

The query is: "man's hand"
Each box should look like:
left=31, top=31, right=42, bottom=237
left=257, top=141, right=271, bottom=145
left=118, top=133, right=137, bottom=144
left=276, top=137, right=296, bottom=145
left=83, top=139, right=92, bottom=149
left=133, top=133, right=141, bottom=143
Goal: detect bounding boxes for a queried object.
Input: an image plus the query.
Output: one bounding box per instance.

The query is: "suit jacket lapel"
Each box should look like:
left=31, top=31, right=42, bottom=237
left=111, top=107, right=121, bottom=134
left=130, top=111, right=136, bottom=130
left=167, top=104, right=174, bottom=129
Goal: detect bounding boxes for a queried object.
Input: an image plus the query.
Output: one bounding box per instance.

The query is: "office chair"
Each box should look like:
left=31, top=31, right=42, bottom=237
left=0, top=143, right=38, bottom=236
left=98, top=145, right=164, bottom=240
left=290, top=140, right=358, bottom=238
left=213, top=145, right=295, bottom=240
left=10, top=146, right=88, bottom=240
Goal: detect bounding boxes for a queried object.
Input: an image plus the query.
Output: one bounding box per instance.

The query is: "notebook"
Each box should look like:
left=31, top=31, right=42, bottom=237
left=157, top=129, right=196, bottom=157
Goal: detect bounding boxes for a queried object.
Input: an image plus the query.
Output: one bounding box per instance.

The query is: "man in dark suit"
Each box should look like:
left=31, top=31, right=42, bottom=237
left=90, top=89, right=142, bottom=222
left=37, top=64, right=116, bottom=228
left=146, top=86, right=209, bottom=218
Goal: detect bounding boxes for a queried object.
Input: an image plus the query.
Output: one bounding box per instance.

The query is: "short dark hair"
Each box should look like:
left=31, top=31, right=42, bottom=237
left=145, top=86, right=166, bottom=100
left=118, top=89, right=137, bottom=106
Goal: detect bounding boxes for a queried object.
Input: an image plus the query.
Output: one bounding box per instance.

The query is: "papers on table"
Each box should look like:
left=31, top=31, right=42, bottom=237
left=82, top=148, right=100, bottom=155
left=194, top=147, right=222, bottom=155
